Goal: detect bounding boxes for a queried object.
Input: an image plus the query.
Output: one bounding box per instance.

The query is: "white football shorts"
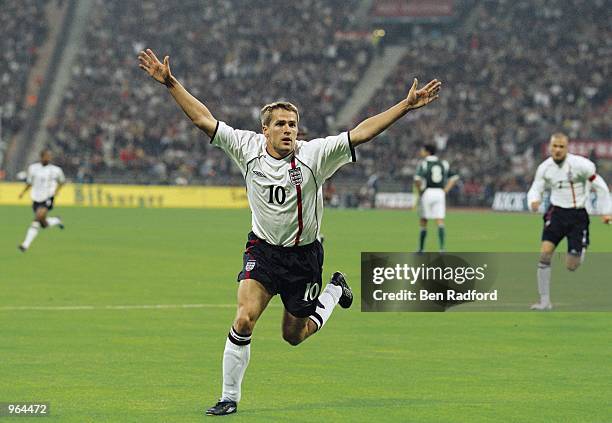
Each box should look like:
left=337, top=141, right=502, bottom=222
left=418, top=188, right=446, bottom=219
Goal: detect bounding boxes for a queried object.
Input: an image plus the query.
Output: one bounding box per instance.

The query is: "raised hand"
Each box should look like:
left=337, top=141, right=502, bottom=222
left=406, top=78, right=441, bottom=110
left=138, top=49, right=172, bottom=85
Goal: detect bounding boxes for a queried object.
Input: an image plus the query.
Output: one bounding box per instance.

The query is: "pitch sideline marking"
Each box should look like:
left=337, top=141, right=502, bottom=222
left=0, top=303, right=281, bottom=311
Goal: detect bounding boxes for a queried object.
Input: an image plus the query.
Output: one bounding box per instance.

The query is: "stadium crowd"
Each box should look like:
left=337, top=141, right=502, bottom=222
left=0, top=1, right=49, bottom=158
left=25, top=0, right=611, bottom=206
left=353, top=0, right=610, bottom=205
left=46, top=0, right=372, bottom=184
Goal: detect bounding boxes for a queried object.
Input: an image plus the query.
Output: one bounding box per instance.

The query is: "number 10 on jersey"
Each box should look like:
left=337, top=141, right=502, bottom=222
left=267, top=185, right=286, bottom=205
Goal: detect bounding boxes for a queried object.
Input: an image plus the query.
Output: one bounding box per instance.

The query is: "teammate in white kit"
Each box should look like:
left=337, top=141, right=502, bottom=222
left=18, top=149, right=66, bottom=252
left=138, top=48, right=441, bottom=415
left=527, top=133, right=611, bottom=310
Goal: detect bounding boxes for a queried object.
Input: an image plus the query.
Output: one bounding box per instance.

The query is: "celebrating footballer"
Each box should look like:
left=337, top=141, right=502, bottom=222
left=139, top=48, right=441, bottom=415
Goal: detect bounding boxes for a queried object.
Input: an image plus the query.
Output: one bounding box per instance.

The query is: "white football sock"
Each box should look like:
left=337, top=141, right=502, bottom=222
left=46, top=217, right=61, bottom=227
left=537, top=262, right=551, bottom=304
left=308, top=283, right=342, bottom=331
left=221, top=327, right=251, bottom=403
left=22, top=221, right=41, bottom=249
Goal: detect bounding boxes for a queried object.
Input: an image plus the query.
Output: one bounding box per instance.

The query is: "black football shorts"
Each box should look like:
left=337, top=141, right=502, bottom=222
left=32, top=197, right=55, bottom=212
left=542, top=205, right=590, bottom=255
left=237, top=232, right=324, bottom=318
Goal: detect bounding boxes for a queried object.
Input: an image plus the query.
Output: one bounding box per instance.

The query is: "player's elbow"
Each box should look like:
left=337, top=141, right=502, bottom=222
left=193, top=116, right=216, bottom=137
left=192, top=115, right=207, bottom=128
left=348, top=129, right=370, bottom=147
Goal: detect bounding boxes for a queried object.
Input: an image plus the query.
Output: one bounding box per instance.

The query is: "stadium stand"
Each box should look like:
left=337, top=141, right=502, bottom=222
left=0, top=0, right=49, bottom=166
left=352, top=0, right=610, bottom=204
left=46, top=0, right=372, bottom=184
left=7, top=0, right=609, bottom=206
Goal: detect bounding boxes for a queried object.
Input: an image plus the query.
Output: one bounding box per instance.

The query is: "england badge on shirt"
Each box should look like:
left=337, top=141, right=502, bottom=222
left=245, top=260, right=256, bottom=271
left=288, top=167, right=303, bottom=186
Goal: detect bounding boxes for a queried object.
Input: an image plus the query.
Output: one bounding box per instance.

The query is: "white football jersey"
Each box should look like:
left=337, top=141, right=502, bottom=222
left=527, top=153, right=610, bottom=213
left=26, top=162, right=66, bottom=202
left=212, top=121, right=355, bottom=246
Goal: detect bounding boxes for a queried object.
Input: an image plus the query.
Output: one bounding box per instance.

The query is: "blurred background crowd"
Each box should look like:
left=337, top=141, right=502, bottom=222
left=2, top=0, right=610, bottom=206
left=0, top=0, right=48, bottom=161
left=45, top=0, right=372, bottom=187
left=352, top=0, right=610, bottom=205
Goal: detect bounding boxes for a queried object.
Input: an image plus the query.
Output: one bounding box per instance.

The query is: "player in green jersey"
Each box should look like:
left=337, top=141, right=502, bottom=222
left=414, top=144, right=459, bottom=253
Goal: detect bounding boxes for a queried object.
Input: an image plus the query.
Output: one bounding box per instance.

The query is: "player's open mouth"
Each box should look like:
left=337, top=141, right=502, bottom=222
left=282, top=138, right=292, bottom=142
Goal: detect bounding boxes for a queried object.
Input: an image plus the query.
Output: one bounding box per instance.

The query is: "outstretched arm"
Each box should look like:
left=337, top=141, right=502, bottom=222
left=349, top=78, right=441, bottom=146
left=138, top=49, right=217, bottom=138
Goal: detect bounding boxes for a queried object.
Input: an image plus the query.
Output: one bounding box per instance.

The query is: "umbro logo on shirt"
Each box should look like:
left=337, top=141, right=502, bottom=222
left=252, top=170, right=266, bottom=177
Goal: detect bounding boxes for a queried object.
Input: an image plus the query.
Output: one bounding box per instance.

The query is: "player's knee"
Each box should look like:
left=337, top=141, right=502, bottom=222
left=539, top=253, right=552, bottom=266
left=565, top=249, right=583, bottom=271
left=566, top=260, right=580, bottom=272
left=282, top=331, right=304, bottom=346
left=233, top=314, right=256, bottom=334
left=37, top=217, right=48, bottom=228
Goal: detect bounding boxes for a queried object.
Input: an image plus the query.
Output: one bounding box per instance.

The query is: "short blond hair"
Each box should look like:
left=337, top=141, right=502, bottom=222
left=550, top=132, right=569, bottom=143
left=260, top=101, right=299, bottom=126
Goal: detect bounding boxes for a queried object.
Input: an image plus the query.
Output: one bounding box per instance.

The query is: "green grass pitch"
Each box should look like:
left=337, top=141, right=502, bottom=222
left=1, top=206, right=611, bottom=422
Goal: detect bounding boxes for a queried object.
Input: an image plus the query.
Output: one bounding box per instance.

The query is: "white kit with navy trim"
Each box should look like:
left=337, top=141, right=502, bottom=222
left=528, top=153, right=610, bottom=213
left=211, top=121, right=356, bottom=246
left=26, top=162, right=66, bottom=202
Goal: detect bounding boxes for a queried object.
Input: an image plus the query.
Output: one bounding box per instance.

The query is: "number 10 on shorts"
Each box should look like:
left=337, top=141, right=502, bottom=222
left=303, top=282, right=320, bottom=301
